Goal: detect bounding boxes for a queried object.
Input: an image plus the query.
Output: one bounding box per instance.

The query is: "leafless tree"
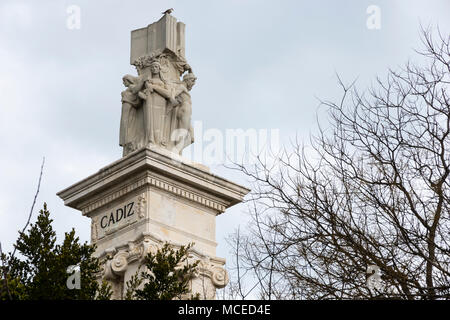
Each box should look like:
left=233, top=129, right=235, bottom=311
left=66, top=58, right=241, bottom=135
left=229, top=28, right=450, bottom=300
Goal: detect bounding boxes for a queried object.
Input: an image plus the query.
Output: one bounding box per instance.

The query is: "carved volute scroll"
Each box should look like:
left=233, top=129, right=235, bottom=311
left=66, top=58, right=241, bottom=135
left=100, top=235, right=229, bottom=297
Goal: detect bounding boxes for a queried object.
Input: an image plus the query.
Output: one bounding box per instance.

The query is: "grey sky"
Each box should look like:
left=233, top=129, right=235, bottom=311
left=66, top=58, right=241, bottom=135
left=1, top=0, right=449, bottom=278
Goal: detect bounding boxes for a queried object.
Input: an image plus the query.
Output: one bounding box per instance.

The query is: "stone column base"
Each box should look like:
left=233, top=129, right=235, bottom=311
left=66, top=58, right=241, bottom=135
left=57, top=146, right=249, bottom=299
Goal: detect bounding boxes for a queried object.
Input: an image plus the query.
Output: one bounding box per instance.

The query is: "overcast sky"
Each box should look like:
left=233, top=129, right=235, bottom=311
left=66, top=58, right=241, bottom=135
left=1, top=0, right=449, bottom=279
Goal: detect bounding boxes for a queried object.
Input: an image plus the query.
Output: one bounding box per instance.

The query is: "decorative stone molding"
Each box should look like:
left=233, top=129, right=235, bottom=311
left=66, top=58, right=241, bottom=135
left=147, top=176, right=227, bottom=212
left=132, top=51, right=165, bottom=70
left=81, top=173, right=227, bottom=218
left=91, top=216, right=99, bottom=243
left=200, top=264, right=229, bottom=289
left=110, top=251, right=129, bottom=275
left=127, top=241, right=144, bottom=263
left=136, top=193, right=146, bottom=219
left=104, top=248, right=118, bottom=280
left=81, top=177, right=147, bottom=216
left=57, top=147, right=250, bottom=215
left=193, top=256, right=229, bottom=289
left=141, top=236, right=160, bottom=261
left=99, top=232, right=229, bottom=289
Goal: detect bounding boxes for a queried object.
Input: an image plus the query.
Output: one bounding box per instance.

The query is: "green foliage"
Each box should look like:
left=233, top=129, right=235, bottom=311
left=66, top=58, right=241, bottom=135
left=125, top=242, right=199, bottom=300
left=0, top=274, right=27, bottom=300
left=0, top=203, right=112, bottom=300
left=96, top=280, right=114, bottom=300
left=124, top=272, right=143, bottom=300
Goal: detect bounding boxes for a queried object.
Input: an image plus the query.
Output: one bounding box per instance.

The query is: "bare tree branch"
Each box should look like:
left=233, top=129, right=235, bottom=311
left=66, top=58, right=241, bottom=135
left=229, top=28, right=450, bottom=300
left=1, top=156, right=45, bottom=300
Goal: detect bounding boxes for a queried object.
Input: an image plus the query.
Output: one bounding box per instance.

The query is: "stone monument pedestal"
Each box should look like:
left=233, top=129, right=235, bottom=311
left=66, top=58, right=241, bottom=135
left=58, top=12, right=248, bottom=300
left=57, top=146, right=249, bottom=299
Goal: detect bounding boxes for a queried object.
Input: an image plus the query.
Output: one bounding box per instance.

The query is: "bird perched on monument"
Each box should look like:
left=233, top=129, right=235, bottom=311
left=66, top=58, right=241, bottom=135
left=162, top=8, right=174, bottom=15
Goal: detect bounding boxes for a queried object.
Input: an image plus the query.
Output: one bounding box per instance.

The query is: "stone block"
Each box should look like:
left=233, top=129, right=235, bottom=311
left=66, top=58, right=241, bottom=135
left=130, top=14, right=186, bottom=64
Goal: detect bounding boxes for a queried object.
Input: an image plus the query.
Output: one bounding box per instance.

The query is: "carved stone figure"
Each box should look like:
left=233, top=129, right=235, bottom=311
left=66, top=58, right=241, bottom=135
left=138, top=61, right=167, bottom=146
left=171, top=72, right=196, bottom=154
left=119, top=75, right=145, bottom=156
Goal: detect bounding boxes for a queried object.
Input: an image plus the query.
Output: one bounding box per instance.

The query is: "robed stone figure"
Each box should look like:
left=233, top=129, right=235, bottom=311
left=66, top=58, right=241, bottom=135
left=119, top=74, right=145, bottom=155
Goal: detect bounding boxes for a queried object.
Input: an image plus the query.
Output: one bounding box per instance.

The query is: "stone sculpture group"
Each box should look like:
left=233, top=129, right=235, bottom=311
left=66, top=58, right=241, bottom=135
left=119, top=47, right=196, bottom=157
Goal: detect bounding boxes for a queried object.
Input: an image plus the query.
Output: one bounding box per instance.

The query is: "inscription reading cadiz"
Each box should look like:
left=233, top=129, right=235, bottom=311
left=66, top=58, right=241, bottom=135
left=100, top=202, right=135, bottom=229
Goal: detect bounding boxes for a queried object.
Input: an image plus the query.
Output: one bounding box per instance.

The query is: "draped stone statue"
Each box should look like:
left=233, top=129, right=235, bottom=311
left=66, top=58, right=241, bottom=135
left=119, top=14, right=196, bottom=157
left=119, top=75, right=145, bottom=156
left=172, top=72, right=196, bottom=153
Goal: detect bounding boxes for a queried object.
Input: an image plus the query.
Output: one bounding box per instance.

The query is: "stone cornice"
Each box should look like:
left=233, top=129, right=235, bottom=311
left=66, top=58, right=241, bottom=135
left=57, top=146, right=250, bottom=213
left=80, top=173, right=228, bottom=216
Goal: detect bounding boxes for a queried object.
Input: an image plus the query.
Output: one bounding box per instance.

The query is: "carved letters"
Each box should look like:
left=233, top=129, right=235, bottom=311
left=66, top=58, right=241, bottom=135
left=91, top=193, right=147, bottom=242
left=99, top=202, right=135, bottom=229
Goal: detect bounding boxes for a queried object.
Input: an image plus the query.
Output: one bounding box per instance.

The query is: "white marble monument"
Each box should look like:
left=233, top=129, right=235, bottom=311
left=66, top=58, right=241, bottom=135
left=57, top=12, right=249, bottom=299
